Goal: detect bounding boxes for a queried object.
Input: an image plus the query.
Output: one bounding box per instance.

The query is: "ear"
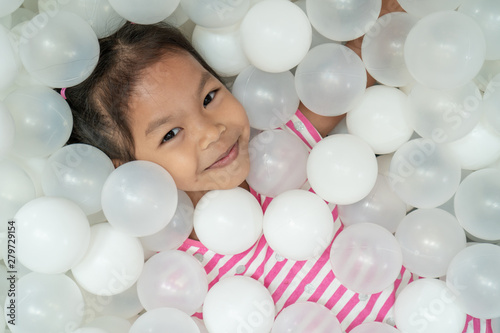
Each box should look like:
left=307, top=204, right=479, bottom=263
left=111, top=158, right=124, bottom=168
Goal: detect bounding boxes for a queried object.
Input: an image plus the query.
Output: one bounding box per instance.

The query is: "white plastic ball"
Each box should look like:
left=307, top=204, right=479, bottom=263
left=137, top=250, right=208, bottom=315
left=445, top=121, right=500, bottom=170
left=163, top=3, right=189, bottom=27
left=85, top=315, right=132, bottom=333
left=0, top=1, right=22, bottom=16
left=338, top=173, right=407, bottom=233
left=19, top=11, right=100, bottom=88
left=101, top=160, right=178, bottom=237
left=346, top=85, right=413, bottom=154
left=231, top=66, right=299, bottom=130
left=246, top=130, right=309, bottom=197
left=406, top=81, right=483, bottom=143
left=72, top=329, right=107, bottom=333
left=16, top=196, right=90, bottom=274
left=389, top=138, right=462, bottom=208
left=4, top=86, right=73, bottom=158
left=5, top=272, right=85, bottom=333
left=38, top=0, right=126, bottom=38
left=295, top=43, right=367, bottom=116
left=404, top=10, right=486, bottom=90
left=0, top=102, right=15, bottom=157
left=454, top=169, right=500, bottom=241
left=240, top=0, right=311, bottom=73
left=193, top=187, right=263, bottom=255
left=108, top=0, right=179, bottom=24
left=271, top=302, right=342, bottom=333
left=307, top=134, right=378, bottom=205
left=394, top=278, right=466, bottom=333
left=0, top=25, right=20, bottom=92
left=129, top=307, right=200, bottom=333
left=140, top=190, right=194, bottom=252
left=350, top=322, right=401, bottom=333
left=361, top=12, right=418, bottom=87
left=71, top=223, right=144, bottom=296
left=192, top=24, right=249, bottom=77
left=474, top=60, right=500, bottom=92
left=263, top=190, right=334, bottom=261
left=446, top=244, right=500, bottom=319
left=181, top=0, right=250, bottom=28
left=395, top=208, right=466, bottom=278
left=42, top=144, right=115, bottom=215
left=306, top=0, right=382, bottom=42
left=482, top=73, right=500, bottom=135
left=397, top=0, right=465, bottom=18
left=203, top=276, right=275, bottom=333
left=330, top=223, right=403, bottom=295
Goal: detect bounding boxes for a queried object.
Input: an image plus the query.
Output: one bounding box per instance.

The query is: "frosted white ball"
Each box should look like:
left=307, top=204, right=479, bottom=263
left=307, top=134, right=378, bottom=205
left=272, top=302, right=342, bottom=333
left=108, top=0, right=179, bottom=24
left=0, top=0, right=22, bottom=16
left=482, top=73, right=500, bottom=135
left=203, top=276, right=275, bottom=333
left=240, top=0, right=311, bottom=73
left=0, top=25, right=20, bottom=92
left=306, top=0, right=382, bottom=42
left=397, top=0, right=465, bottom=18
left=193, top=187, right=263, bottom=255
left=263, top=190, right=334, bottom=261
left=181, top=0, right=250, bottom=28
left=347, top=86, right=413, bottom=154
left=129, top=307, right=200, bottom=333
left=0, top=102, right=15, bottom=157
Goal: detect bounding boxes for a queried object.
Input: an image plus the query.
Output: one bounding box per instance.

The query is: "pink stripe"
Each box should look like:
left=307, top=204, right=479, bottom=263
left=474, top=318, right=481, bottom=333
left=375, top=266, right=406, bottom=322
left=346, top=292, right=382, bottom=331
left=307, top=270, right=335, bottom=303
left=261, top=196, right=274, bottom=213
left=192, top=313, right=202, bottom=320
left=324, top=284, right=348, bottom=309
left=264, top=258, right=288, bottom=287
left=487, top=319, right=493, bottom=333
left=337, top=294, right=360, bottom=323
left=177, top=237, right=205, bottom=251
left=462, top=316, right=473, bottom=333
left=203, top=253, right=224, bottom=275
left=271, top=261, right=307, bottom=302
left=294, top=109, right=323, bottom=143
left=250, top=245, right=275, bottom=280
left=281, top=245, right=333, bottom=309
left=236, top=236, right=268, bottom=275
left=285, top=120, right=313, bottom=150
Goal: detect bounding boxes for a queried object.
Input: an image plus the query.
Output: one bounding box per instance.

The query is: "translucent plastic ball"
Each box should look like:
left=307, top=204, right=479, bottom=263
left=72, top=329, right=107, bottom=333
left=306, top=0, right=382, bottom=42
left=330, top=223, right=403, bottom=295
left=361, top=12, right=418, bottom=87
left=0, top=0, right=22, bottom=16
left=38, top=0, right=126, bottom=38
left=240, top=0, right=311, bottom=73
left=492, top=317, right=500, bottom=333
left=137, top=250, right=208, bottom=315
left=0, top=25, right=20, bottom=92
left=5, top=272, right=84, bottom=333
left=394, top=278, right=466, bottom=333
left=42, top=144, right=115, bottom=215
left=454, top=169, right=500, bottom=241
left=4, top=86, right=73, bottom=158
left=101, top=160, right=178, bottom=237
left=85, top=315, right=132, bottom=333
left=192, top=24, right=249, bottom=77
left=247, top=130, right=309, bottom=197
left=129, top=307, right=200, bottom=333
left=446, top=244, right=500, bottom=319
left=388, top=138, right=462, bottom=208
left=482, top=73, right=500, bottom=135
left=307, top=134, right=378, bottom=205
left=71, top=223, right=144, bottom=296
left=203, top=276, right=275, bottom=333
left=140, top=190, right=194, bottom=252
left=346, top=86, right=413, bottom=154
left=445, top=121, right=500, bottom=170
left=350, top=322, right=401, bottom=333
left=0, top=103, right=15, bottom=157
left=163, top=3, right=189, bottom=27
left=338, top=173, right=407, bottom=233
left=181, top=0, right=250, bottom=28
left=19, top=11, right=99, bottom=88
left=397, top=0, right=466, bottom=18
left=475, top=60, right=500, bottom=92
left=459, top=0, right=500, bottom=60
left=404, top=11, right=486, bottom=90
left=193, top=187, right=263, bottom=255
left=263, top=189, right=334, bottom=261
left=271, top=302, right=342, bottom=333
left=295, top=43, right=367, bottom=117
left=16, top=196, right=90, bottom=274
left=406, top=82, right=483, bottom=143
left=231, top=66, right=299, bottom=130
left=108, top=0, right=179, bottom=24
left=395, top=208, right=466, bottom=278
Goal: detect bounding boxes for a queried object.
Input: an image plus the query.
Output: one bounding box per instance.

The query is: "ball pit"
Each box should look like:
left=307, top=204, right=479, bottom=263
left=1, top=1, right=499, bottom=332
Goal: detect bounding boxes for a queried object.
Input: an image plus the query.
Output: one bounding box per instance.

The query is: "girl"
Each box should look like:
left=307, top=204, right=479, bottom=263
left=62, top=10, right=488, bottom=333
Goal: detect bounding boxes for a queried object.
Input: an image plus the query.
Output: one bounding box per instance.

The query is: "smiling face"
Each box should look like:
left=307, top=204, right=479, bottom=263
left=128, top=52, right=251, bottom=194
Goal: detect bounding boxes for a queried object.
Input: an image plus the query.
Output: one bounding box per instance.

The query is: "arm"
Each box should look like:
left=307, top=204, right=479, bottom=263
left=300, top=0, right=404, bottom=137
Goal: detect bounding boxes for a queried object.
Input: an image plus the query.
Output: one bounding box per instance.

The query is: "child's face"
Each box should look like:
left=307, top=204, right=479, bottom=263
left=128, top=52, right=251, bottom=192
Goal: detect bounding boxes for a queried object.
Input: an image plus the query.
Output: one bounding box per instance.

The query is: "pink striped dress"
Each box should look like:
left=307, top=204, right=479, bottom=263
left=178, top=109, right=491, bottom=333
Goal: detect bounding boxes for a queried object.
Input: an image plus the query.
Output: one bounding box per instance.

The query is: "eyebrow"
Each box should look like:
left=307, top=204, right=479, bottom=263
left=144, top=71, right=213, bottom=137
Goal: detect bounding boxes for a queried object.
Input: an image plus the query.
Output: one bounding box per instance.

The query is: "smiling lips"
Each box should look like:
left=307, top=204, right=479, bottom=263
left=207, top=141, right=239, bottom=170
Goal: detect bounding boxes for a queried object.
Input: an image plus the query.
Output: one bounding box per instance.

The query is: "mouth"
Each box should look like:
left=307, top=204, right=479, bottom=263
left=206, top=140, right=239, bottom=170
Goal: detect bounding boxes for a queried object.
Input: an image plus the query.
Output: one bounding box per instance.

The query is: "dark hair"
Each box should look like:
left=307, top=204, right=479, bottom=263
left=63, top=22, right=221, bottom=162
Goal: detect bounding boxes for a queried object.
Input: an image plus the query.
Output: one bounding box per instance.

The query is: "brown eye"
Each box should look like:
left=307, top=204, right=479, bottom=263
left=203, top=91, right=216, bottom=107
left=162, top=128, right=180, bottom=144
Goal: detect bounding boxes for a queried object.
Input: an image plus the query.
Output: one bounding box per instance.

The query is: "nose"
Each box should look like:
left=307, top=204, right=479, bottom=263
left=197, top=117, right=226, bottom=150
